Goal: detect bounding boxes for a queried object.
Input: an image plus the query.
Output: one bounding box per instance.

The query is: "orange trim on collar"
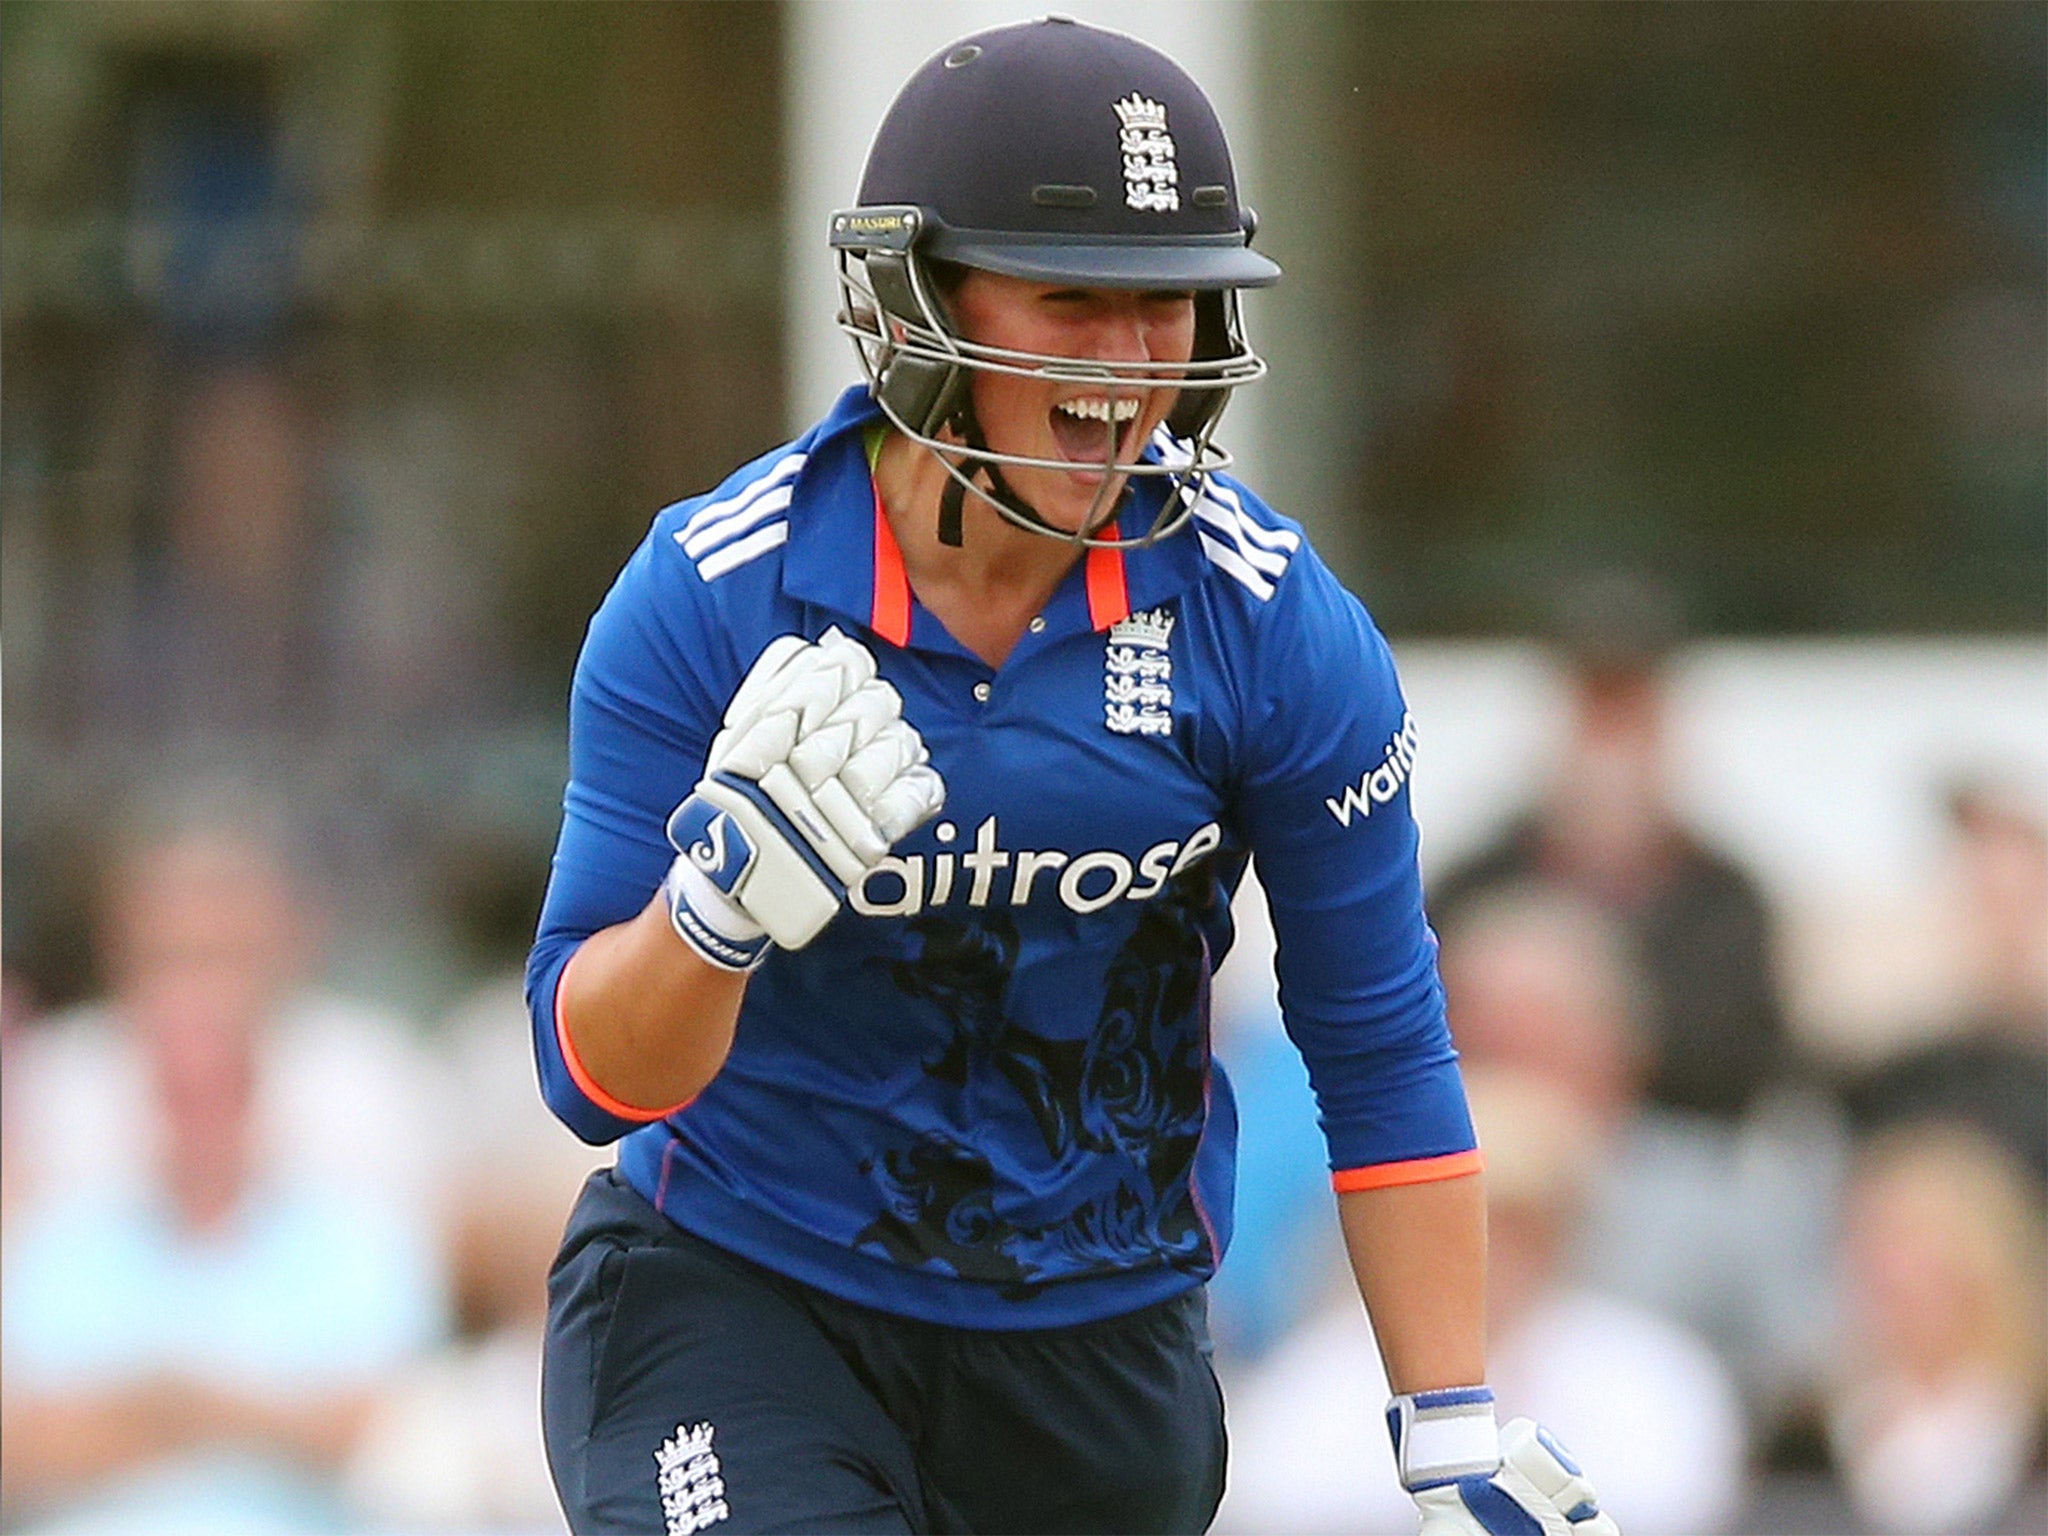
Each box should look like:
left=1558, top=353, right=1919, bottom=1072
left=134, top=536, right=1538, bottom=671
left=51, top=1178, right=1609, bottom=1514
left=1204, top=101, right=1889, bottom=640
left=1331, top=1148, right=1485, bottom=1194
left=871, top=483, right=913, bottom=647
left=1085, top=529, right=1130, bottom=631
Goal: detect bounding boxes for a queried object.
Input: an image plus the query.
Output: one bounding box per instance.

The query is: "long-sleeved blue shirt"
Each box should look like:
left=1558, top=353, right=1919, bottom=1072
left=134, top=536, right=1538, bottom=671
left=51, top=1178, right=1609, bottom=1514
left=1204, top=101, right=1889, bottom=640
left=528, top=385, right=1475, bottom=1328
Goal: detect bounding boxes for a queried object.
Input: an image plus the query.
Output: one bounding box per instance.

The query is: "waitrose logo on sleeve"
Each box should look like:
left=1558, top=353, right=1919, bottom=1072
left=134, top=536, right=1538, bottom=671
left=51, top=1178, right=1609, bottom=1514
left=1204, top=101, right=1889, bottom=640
left=1323, top=713, right=1419, bottom=828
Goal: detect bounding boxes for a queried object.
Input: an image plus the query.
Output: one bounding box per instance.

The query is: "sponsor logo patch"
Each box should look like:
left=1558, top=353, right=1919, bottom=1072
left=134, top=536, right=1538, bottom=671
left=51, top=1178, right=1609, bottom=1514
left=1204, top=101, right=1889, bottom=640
left=1324, top=712, right=1419, bottom=827
left=849, top=814, right=1222, bottom=919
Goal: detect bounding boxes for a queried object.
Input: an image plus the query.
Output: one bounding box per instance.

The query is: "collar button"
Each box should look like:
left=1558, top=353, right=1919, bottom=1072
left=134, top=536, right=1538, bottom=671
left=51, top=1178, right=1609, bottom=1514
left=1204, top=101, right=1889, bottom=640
left=972, top=681, right=992, bottom=704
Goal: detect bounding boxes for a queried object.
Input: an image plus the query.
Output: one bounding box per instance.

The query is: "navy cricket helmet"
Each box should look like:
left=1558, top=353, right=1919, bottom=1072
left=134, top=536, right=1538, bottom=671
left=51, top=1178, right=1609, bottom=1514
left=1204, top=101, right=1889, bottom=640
left=831, top=15, right=1280, bottom=548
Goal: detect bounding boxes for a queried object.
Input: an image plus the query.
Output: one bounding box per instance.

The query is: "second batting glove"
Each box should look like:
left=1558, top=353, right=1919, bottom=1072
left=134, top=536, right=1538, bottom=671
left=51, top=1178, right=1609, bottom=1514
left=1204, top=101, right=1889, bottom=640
left=663, top=627, right=946, bottom=968
left=1389, top=1388, right=1620, bottom=1536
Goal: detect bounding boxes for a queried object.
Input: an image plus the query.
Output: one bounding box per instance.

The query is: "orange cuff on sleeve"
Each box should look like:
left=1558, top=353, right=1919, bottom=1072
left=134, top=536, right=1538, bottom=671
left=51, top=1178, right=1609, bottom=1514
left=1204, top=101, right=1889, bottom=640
left=554, top=945, right=694, bottom=1123
left=1331, top=1148, right=1485, bottom=1194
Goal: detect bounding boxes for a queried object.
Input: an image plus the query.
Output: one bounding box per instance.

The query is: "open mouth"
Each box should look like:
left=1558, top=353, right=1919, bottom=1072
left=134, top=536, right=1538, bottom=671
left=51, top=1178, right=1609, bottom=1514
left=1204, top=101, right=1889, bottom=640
left=1050, top=394, right=1142, bottom=468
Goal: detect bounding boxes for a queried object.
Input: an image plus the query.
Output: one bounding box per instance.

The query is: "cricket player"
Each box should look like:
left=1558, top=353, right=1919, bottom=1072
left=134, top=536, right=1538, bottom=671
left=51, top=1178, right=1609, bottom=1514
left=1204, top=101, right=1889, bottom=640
left=529, top=18, right=1618, bottom=1535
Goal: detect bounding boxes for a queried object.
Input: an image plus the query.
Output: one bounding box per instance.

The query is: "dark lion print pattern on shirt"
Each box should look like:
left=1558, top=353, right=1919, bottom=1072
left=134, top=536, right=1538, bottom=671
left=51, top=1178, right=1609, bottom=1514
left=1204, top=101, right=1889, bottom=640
left=855, top=876, right=1217, bottom=1297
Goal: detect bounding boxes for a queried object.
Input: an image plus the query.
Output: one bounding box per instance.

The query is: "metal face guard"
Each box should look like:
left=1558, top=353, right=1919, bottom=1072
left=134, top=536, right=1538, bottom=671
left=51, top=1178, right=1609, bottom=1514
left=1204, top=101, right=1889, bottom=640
left=833, top=222, right=1266, bottom=551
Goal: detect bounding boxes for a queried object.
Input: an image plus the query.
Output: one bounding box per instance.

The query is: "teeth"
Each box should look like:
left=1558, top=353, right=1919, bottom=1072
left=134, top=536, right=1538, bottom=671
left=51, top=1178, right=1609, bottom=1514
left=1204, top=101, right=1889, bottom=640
left=1055, top=396, right=1141, bottom=423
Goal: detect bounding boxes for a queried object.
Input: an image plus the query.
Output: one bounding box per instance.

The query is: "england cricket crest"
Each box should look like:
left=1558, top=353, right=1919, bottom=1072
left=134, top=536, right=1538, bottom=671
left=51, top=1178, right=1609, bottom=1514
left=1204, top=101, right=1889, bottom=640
left=1114, top=94, right=1180, bottom=213
left=655, top=1421, right=730, bottom=1536
left=1104, top=606, right=1175, bottom=736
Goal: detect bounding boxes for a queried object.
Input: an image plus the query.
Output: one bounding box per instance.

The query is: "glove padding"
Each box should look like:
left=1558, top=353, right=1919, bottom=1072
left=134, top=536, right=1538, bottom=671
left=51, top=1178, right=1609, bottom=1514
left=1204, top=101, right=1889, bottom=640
left=1391, top=1387, right=1619, bottom=1536
left=664, top=628, right=946, bottom=965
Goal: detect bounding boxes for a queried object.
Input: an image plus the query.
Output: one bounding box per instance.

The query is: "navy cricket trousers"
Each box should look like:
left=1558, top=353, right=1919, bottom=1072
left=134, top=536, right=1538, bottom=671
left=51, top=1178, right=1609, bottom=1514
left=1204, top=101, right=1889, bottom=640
left=542, top=1171, right=1228, bottom=1535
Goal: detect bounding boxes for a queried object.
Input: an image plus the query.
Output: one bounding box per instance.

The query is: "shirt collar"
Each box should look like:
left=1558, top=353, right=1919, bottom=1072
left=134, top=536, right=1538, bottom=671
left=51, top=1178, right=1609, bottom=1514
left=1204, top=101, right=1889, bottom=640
left=782, top=385, right=1209, bottom=648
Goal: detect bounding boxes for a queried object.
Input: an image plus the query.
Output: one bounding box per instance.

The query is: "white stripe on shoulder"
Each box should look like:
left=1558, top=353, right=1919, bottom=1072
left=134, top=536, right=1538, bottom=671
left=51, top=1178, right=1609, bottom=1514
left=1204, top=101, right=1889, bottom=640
left=1194, top=496, right=1290, bottom=580
left=674, top=451, right=806, bottom=546
left=1139, top=430, right=1297, bottom=599
left=682, top=482, right=795, bottom=559
left=1201, top=481, right=1302, bottom=552
left=1198, top=531, right=1277, bottom=601
left=695, top=521, right=789, bottom=582
left=1148, top=424, right=1195, bottom=465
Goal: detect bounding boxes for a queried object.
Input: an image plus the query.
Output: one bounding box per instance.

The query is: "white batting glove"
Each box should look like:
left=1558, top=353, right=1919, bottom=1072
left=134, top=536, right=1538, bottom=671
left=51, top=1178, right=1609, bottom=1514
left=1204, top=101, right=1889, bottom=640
left=1390, top=1389, right=1620, bottom=1536
left=662, top=627, right=946, bottom=968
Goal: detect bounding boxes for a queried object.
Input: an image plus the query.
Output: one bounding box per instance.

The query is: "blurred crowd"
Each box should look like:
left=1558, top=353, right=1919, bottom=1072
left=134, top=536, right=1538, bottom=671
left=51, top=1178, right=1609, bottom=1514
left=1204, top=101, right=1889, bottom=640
left=0, top=791, right=598, bottom=1536
left=4, top=594, right=2043, bottom=1536
left=1210, top=597, right=2048, bottom=1536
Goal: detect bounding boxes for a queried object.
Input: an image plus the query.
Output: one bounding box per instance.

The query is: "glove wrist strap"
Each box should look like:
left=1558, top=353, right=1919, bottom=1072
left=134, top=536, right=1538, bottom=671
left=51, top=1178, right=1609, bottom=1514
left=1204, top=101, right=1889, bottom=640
left=1388, top=1386, right=1502, bottom=1490
left=664, top=851, right=771, bottom=972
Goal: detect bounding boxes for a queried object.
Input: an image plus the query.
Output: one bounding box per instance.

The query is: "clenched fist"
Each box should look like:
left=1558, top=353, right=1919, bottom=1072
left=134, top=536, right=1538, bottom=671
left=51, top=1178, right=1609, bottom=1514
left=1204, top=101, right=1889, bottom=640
left=663, top=628, right=947, bottom=967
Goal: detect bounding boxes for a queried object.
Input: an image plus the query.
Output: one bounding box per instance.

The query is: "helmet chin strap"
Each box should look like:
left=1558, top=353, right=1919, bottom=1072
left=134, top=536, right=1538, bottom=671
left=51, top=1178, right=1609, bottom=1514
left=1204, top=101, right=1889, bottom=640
left=937, top=471, right=973, bottom=548
left=935, top=403, right=1126, bottom=548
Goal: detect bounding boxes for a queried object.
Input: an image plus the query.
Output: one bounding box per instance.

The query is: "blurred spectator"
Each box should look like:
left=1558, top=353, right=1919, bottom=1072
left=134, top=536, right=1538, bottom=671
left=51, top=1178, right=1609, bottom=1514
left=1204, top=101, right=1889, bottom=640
left=341, top=971, right=599, bottom=1533
left=1432, top=881, right=1647, bottom=1134
left=1, top=799, right=452, bottom=1534
left=4, top=794, right=451, bottom=1217
left=1215, top=1064, right=1746, bottom=1535
left=1843, top=777, right=2048, bottom=1194
left=116, top=54, right=322, bottom=746
left=148, top=361, right=317, bottom=741
left=1429, top=570, right=1793, bottom=1122
left=1438, top=882, right=1844, bottom=1430
left=0, top=965, right=41, bottom=1229
left=337, top=822, right=593, bottom=1532
left=1825, top=1124, right=2047, bottom=1535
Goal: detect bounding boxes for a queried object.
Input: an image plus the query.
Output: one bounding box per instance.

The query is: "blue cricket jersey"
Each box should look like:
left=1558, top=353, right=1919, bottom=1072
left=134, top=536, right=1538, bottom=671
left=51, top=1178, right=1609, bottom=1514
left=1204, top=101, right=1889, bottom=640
left=527, top=385, right=1476, bottom=1329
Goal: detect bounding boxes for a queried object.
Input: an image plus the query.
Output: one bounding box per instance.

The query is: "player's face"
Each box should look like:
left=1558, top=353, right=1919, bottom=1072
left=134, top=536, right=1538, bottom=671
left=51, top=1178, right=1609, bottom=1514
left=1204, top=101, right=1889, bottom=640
left=950, top=270, right=1196, bottom=534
